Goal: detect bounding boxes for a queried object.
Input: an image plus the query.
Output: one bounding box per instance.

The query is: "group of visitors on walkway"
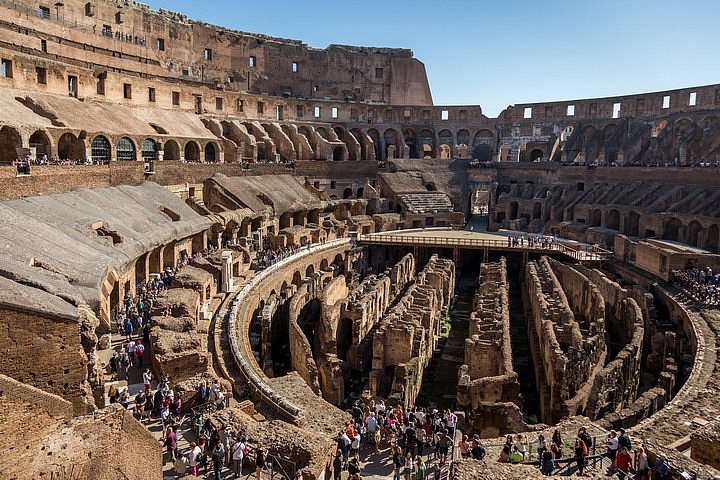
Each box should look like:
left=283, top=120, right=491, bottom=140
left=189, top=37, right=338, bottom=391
left=507, top=234, right=557, bottom=250
left=334, top=400, right=463, bottom=480
left=672, top=267, right=720, bottom=305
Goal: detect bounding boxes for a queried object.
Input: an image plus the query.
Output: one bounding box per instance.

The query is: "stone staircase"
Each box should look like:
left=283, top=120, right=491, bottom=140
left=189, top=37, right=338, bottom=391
left=398, top=192, right=454, bottom=214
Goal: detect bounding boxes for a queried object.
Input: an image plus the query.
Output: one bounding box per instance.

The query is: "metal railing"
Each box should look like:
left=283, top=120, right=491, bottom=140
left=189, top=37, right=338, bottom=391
left=359, top=231, right=613, bottom=262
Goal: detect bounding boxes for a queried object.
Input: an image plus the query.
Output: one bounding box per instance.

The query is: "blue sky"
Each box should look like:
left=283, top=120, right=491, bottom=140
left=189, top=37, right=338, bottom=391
left=150, top=0, right=720, bottom=117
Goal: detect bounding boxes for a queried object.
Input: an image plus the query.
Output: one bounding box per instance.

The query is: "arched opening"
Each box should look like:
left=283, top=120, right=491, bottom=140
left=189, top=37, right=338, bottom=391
left=164, top=140, right=180, bottom=160
left=384, top=129, right=398, bottom=159
left=707, top=225, right=719, bottom=253
left=356, top=187, right=364, bottom=198
left=530, top=149, right=544, bottom=162
left=687, top=221, right=702, bottom=248
left=204, top=142, right=217, bottom=163
left=184, top=141, right=200, bottom=162
left=91, top=135, right=111, bottom=163
left=332, top=147, right=343, bottom=161
left=457, top=129, right=470, bottom=147
left=305, top=264, right=314, bottom=279
left=403, top=129, right=418, bottom=158
left=116, top=137, right=137, bottom=161
left=350, top=128, right=367, bottom=160
left=292, top=270, right=302, bottom=288
left=368, top=129, right=381, bottom=160
left=532, top=202, right=542, bottom=220
left=29, top=130, right=51, bottom=161
left=316, top=127, right=328, bottom=140
left=509, top=201, right=519, bottom=220
left=58, top=133, right=85, bottom=162
left=473, top=130, right=495, bottom=161
left=425, top=184, right=436, bottom=192
left=663, top=218, right=682, bottom=242
left=607, top=210, right=620, bottom=231
left=141, top=138, right=158, bottom=161
left=342, top=188, right=353, bottom=199
left=624, top=212, right=640, bottom=236
left=0, top=126, right=21, bottom=164
left=438, top=129, right=453, bottom=149
left=320, top=258, right=329, bottom=271
left=298, top=299, right=322, bottom=358
left=591, top=209, right=602, bottom=227
left=332, top=254, right=344, bottom=275
left=420, top=129, right=436, bottom=158
left=337, top=317, right=353, bottom=361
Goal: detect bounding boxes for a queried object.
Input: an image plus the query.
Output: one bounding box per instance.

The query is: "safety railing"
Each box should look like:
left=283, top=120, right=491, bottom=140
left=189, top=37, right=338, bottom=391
left=359, top=231, right=613, bottom=262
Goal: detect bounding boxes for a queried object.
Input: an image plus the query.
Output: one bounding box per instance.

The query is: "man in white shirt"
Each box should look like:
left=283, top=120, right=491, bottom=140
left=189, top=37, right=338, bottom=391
left=188, top=441, right=202, bottom=476
left=231, top=436, right=246, bottom=477
left=365, top=412, right=378, bottom=444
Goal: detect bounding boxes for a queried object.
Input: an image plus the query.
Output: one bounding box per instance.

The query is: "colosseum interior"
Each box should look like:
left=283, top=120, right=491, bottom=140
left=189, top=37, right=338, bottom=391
left=0, top=1, right=720, bottom=479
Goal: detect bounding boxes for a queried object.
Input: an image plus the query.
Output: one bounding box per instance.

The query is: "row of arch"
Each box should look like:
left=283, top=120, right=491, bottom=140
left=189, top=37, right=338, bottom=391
left=0, top=125, right=220, bottom=163
left=365, top=127, right=497, bottom=161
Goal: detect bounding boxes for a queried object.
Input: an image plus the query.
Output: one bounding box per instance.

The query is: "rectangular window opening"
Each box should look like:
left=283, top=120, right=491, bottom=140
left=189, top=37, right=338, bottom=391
left=689, top=92, right=697, bottom=106
left=148, top=87, right=156, bottom=103
left=441, top=110, right=449, bottom=121
left=257, top=101, right=264, bottom=115
left=39, top=6, right=50, bottom=18
left=314, top=106, right=321, bottom=118
left=40, top=39, right=48, bottom=53
left=292, top=62, right=298, bottom=73
left=182, top=68, right=189, bottom=77
left=331, top=107, right=338, bottom=119
left=566, top=105, right=575, bottom=116
left=523, top=107, right=532, bottom=119
left=172, top=91, right=180, bottom=106
left=68, top=75, right=78, bottom=97
left=157, top=38, right=165, bottom=51
left=96, top=73, right=105, bottom=95
left=1, top=58, right=13, bottom=78
left=204, top=48, right=213, bottom=61
left=123, top=83, right=132, bottom=99
left=36, top=67, right=46, bottom=85
left=215, top=97, right=223, bottom=110
left=296, top=105, right=303, bottom=117
left=375, top=68, right=384, bottom=79
left=236, top=99, right=244, bottom=112
left=276, top=105, right=284, bottom=121
left=612, top=102, right=621, bottom=119
left=249, top=56, right=256, bottom=67
left=662, top=95, right=670, bottom=109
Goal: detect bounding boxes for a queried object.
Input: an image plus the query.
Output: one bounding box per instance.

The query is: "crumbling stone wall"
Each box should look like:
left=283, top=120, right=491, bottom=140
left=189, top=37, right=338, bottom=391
left=457, top=258, right=524, bottom=437
left=691, top=420, right=720, bottom=471
left=370, top=254, right=454, bottom=409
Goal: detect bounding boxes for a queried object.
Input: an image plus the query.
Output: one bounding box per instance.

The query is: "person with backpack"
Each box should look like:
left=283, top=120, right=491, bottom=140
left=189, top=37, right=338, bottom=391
left=134, top=340, right=145, bottom=367
left=617, top=428, right=632, bottom=452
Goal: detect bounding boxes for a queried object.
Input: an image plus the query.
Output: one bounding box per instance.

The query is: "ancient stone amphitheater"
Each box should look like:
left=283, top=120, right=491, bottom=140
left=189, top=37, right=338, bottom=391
left=0, top=1, right=720, bottom=479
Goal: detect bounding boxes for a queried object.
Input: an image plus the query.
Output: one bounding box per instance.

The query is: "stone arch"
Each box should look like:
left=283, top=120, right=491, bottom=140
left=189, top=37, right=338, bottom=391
left=663, top=217, right=682, bottom=241
left=384, top=129, right=399, bottom=159
left=305, top=264, right=314, bottom=278
left=332, top=253, right=345, bottom=275
left=350, top=128, right=367, bottom=160
left=530, top=149, right=544, bottom=162
left=420, top=128, right=436, bottom=158
left=342, top=188, right=353, bottom=199
left=29, top=130, right=52, bottom=160
left=204, top=142, right=218, bottom=163
left=164, top=139, right=180, bottom=160
left=316, top=127, right=328, bottom=140
left=292, top=270, right=302, bottom=288
left=607, top=209, right=620, bottom=231
left=687, top=221, right=702, bottom=248
left=184, top=141, right=201, bottom=162
left=367, top=128, right=382, bottom=160
left=320, top=258, right=329, bottom=271
left=298, top=126, right=312, bottom=140
left=438, top=129, right=453, bottom=148
left=333, top=127, right=344, bottom=141
left=0, top=125, right=22, bottom=164
left=707, top=224, right=719, bottom=253
left=509, top=201, right=519, bottom=220
left=590, top=209, right=602, bottom=227
left=332, top=147, right=343, bottom=161
left=58, top=132, right=85, bottom=161
left=403, top=128, right=418, bottom=158
left=532, top=202, right=542, bottom=220
left=624, top=211, right=640, bottom=237
left=473, top=129, right=495, bottom=161
left=116, top=137, right=137, bottom=161
left=91, top=135, right=111, bottom=163
left=457, top=129, right=470, bottom=146
left=337, top=317, right=353, bottom=361
left=141, top=138, right=158, bottom=161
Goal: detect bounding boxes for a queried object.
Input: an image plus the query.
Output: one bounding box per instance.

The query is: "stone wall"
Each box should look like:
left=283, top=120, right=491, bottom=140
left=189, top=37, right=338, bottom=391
left=457, top=258, right=524, bottom=437
left=691, top=420, right=720, bottom=471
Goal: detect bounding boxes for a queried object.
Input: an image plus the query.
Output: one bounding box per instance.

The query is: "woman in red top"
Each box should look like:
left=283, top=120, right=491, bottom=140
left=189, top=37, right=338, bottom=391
left=616, top=447, right=633, bottom=474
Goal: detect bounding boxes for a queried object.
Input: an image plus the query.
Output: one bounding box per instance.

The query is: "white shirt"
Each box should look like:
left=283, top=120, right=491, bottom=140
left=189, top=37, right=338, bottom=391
left=143, top=372, right=152, bottom=385
left=351, top=434, right=360, bottom=449
left=607, top=437, right=619, bottom=450
left=366, top=416, right=377, bottom=432
left=189, top=445, right=202, bottom=466
left=232, top=442, right=245, bottom=461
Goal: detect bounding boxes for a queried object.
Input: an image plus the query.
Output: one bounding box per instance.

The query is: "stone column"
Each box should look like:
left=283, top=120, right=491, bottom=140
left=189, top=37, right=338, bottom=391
left=221, top=251, right=233, bottom=292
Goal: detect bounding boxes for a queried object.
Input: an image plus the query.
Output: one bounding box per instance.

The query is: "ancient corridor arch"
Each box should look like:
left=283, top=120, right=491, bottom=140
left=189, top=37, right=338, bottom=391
left=607, top=209, right=620, bottom=231
left=0, top=126, right=21, bottom=164
left=624, top=212, right=640, bottom=237
left=384, top=129, right=399, bottom=159
left=141, top=139, right=158, bottom=161
left=58, top=133, right=85, bottom=161
left=164, top=140, right=180, bottom=160
left=116, top=137, right=137, bottom=161
left=707, top=225, right=719, bottom=253
left=205, top=142, right=218, bottom=163
left=184, top=141, right=200, bottom=162
left=29, top=130, right=51, bottom=160
left=91, top=135, right=111, bottom=163
left=509, top=201, right=519, bottom=220
left=687, top=221, right=703, bottom=248
left=530, top=149, right=544, bottom=162
left=663, top=217, right=682, bottom=242
left=591, top=209, right=602, bottom=227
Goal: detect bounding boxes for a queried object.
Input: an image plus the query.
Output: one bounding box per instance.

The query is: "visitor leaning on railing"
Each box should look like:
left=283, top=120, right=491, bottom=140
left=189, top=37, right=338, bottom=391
left=672, top=267, right=720, bottom=305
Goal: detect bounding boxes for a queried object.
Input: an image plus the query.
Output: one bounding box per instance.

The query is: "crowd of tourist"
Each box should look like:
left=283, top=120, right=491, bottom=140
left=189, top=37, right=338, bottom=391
left=333, top=400, right=463, bottom=480
left=507, top=234, right=557, bottom=250
left=672, top=267, right=720, bottom=305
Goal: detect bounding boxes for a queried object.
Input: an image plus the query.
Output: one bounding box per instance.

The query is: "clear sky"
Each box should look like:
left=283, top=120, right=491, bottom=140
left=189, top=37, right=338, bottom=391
left=149, top=0, right=720, bottom=117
